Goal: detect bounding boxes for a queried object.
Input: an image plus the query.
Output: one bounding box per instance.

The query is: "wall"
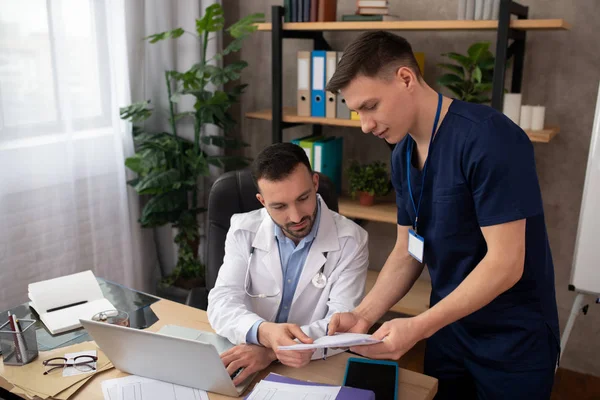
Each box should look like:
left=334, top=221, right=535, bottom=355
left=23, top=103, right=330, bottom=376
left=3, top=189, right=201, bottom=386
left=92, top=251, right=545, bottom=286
left=223, top=0, right=600, bottom=376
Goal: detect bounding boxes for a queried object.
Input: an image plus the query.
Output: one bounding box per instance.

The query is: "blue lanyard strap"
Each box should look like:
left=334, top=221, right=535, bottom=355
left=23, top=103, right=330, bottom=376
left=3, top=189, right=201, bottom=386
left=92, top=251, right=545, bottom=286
left=406, top=92, right=443, bottom=233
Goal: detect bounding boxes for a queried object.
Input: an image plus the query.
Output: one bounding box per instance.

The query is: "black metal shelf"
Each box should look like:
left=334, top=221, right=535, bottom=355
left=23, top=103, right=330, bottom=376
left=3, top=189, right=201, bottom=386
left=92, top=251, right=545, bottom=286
left=265, top=0, right=565, bottom=143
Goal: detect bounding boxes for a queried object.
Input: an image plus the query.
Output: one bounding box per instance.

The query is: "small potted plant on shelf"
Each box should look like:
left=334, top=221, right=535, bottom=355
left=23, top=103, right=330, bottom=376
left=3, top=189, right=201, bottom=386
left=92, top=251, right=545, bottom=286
left=347, top=161, right=391, bottom=206
left=436, top=41, right=495, bottom=104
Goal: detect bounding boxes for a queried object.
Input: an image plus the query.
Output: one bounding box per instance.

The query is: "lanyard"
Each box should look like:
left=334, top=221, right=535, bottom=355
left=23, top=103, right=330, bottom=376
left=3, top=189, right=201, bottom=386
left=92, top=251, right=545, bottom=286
left=406, top=92, right=443, bottom=234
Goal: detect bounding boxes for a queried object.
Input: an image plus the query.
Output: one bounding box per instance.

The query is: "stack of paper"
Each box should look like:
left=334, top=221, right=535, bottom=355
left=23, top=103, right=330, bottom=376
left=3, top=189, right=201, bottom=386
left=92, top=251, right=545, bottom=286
left=277, top=332, right=382, bottom=351
left=101, top=375, right=209, bottom=400
left=29, top=270, right=116, bottom=334
left=1, top=342, right=114, bottom=400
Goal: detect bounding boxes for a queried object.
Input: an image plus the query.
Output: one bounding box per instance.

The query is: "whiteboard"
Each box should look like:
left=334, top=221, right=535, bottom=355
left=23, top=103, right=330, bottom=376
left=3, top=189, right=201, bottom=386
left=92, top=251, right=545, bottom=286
left=570, top=81, right=600, bottom=295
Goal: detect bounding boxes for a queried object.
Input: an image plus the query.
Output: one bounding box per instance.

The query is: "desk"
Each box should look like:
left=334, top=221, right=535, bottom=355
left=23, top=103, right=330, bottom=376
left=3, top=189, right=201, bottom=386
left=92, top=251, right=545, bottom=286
left=1, top=299, right=438, bottom=400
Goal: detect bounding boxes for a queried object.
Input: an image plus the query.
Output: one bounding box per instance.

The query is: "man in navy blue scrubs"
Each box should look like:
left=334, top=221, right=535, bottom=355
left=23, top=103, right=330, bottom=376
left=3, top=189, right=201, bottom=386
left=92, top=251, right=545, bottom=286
left=326, top=31, right=560, bottom=399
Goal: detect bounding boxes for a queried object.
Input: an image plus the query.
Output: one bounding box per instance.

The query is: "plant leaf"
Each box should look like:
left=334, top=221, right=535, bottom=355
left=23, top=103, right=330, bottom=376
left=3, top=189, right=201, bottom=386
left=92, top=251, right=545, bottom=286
left=120, top=101, right=152, bottom=123
left=474, top=82, right=493, bottom=92
left=441, top=52, right=474, bottom=69
left=437, top=73, right=464, bottom=86
left=134, top=169, right=181, bottom=195
left=437, top=63, right=464, bottom=78
left=445, top=84, right=465, bottom=99
left=125, top=155, right=144, bottom=175
left=226, top=12, right=264, bottom=39
left=472, top=67, right=482, bottom=84
left=196, top=4, right=225, bottom=35
left=145, top=28, right=185, bottom=44
left=467, top=42, right=490, bottom=63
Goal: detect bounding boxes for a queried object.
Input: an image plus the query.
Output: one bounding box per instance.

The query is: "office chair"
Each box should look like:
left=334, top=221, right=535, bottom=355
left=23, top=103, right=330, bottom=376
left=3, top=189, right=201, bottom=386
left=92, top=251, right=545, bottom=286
left=185, top=168, right=339, bottom=310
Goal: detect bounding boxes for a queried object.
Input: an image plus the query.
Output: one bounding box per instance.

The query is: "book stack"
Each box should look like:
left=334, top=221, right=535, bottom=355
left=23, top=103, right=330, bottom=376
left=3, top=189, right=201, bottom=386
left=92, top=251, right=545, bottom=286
left=284, top=0, right=336, bottom=22
left=342, top=0, right=399, bottom=22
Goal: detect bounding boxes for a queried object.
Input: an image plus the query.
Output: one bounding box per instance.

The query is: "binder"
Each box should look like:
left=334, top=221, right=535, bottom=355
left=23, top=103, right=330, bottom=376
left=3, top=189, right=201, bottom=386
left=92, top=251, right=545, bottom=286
left=326, top=51, right=337, bottom=119
left=311, top=50, right=327, bottom=118
left=336, top=52, right=351, bottom=119
left=314, top=137, right=343, bottom=193
left=298, top=135, right=324, bottom=167
left=297, top=51, right=312, bottom=117
left=350, top=111, right=360, bottom=120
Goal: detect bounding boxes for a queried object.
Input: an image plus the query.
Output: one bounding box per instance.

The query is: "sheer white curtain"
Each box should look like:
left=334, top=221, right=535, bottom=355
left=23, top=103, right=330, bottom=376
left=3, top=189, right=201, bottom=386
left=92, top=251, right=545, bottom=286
left=0, top=0, right=158, bottom=310
left=125, top=0, right=222, bottom=276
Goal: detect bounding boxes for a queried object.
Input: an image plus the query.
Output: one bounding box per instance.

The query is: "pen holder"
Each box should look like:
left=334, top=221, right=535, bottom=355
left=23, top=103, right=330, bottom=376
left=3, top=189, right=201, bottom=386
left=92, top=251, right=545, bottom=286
left=0, top=319, right=39, bottom=366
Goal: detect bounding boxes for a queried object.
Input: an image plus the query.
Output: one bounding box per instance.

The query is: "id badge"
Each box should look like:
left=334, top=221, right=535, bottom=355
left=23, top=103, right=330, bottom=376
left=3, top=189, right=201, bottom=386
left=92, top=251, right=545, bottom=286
left=408, top=229, right=424, bottom=262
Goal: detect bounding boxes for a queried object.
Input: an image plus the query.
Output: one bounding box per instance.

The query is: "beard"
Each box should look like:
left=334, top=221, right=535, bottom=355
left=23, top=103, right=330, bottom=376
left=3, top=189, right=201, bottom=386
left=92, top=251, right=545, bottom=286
left=275, top=200, right=319, bottom=241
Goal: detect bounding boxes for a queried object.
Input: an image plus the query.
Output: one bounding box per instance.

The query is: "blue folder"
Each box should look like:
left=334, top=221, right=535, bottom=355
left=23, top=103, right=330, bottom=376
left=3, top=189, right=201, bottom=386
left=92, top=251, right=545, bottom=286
left=311, top=50, right=327, bottom=118
left=313, top=137, right=343, bottom=194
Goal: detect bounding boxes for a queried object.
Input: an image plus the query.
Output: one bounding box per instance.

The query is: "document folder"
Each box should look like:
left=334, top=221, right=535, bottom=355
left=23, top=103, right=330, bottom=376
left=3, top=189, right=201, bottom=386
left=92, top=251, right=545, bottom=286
left=297, top=51, right=311, bottom=117
left=311, top=50, right=327, bottom=118
left=336, top=52, right=351, bottom=119
left=326, top=51, right=338, bottom=118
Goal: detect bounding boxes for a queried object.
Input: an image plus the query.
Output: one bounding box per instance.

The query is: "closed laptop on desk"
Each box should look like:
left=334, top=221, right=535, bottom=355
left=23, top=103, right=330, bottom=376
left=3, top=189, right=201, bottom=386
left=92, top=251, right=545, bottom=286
left=80, top=319, right=254, bottom=397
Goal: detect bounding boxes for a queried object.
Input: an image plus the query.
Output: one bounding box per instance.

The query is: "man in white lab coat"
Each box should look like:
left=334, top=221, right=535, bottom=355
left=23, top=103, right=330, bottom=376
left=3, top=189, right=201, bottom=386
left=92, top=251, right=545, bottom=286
left=207, top=143, right=369, bottom=385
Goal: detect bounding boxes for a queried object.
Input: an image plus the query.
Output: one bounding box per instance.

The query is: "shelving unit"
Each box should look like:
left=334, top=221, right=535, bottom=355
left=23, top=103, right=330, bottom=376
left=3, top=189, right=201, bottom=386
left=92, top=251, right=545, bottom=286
left=255, top=19, right=570, bottom=32
left=246, top=107, right=561, bottom=144
left=250, top=1, right=570, bottom=144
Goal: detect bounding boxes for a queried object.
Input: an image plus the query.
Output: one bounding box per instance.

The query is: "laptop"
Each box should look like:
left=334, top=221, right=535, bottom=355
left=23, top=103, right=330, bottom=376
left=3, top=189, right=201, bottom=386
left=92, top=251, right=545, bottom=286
left=80, top=319, right=255, bottom=397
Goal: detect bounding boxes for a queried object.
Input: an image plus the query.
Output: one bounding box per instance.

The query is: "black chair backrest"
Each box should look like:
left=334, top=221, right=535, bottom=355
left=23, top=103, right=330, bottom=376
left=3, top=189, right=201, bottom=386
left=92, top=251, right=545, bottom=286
left=206, top=168, right=339, bottom=291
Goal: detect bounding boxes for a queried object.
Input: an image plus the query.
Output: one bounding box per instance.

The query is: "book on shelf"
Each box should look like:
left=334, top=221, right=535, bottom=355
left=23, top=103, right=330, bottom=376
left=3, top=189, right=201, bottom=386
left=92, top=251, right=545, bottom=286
left=357, top=0, right=388, bottom=7
left=342, top=14, right=399, bottom=21
left=357, top=7, right=390, bottom=15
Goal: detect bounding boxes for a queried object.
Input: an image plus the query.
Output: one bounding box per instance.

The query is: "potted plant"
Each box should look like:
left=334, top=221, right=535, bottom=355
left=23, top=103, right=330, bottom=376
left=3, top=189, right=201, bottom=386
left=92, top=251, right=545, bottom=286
left=119, top=4, right=263, bottom=302
left=436, top=41, right=496, bottom=104
left=347, top=161, right=391, bottom=206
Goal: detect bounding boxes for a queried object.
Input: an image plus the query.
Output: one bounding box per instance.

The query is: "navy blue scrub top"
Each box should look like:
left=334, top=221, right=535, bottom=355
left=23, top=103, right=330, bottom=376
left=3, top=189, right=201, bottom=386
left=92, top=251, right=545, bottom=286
left=391, top=99, right=560, bottom=370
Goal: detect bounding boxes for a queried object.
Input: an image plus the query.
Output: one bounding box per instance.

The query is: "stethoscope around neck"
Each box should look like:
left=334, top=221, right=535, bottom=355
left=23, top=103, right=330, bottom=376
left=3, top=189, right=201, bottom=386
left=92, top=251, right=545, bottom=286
left=244, top=247, right=328, bottom=299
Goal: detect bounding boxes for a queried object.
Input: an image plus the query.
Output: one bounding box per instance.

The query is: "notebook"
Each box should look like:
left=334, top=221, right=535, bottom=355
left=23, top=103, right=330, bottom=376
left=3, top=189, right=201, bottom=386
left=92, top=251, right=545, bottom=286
left=29, top=270, right=116, bottom=334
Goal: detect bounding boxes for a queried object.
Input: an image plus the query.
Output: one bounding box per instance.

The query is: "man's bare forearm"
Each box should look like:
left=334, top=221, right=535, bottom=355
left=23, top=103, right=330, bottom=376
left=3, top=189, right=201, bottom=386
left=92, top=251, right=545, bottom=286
left=355, top=244, right=423, bottom=326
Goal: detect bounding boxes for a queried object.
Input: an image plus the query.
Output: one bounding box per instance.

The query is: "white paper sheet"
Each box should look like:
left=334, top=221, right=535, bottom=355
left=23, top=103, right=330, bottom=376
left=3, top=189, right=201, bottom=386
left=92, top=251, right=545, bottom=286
left=101, top=375, right=209, bottom=400
left=277, top=333, right=382, bottom=351
left=247, top=380, right=341, bottom=400
left=62, top=350, right=97, bottom=377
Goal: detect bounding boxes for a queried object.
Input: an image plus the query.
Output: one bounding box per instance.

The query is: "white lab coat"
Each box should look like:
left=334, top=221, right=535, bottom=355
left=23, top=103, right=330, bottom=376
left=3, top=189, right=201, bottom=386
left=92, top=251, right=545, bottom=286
left=207, top=196, right=369, bottom=359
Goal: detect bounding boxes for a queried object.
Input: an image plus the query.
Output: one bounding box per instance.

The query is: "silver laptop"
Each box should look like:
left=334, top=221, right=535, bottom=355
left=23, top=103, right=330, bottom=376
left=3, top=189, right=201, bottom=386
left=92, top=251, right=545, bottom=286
left=80, top=319, right=254, bottom=397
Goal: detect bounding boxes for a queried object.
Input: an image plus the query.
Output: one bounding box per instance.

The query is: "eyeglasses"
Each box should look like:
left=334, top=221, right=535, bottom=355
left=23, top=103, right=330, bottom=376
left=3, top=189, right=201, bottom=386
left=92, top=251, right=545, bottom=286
left=42, top=355, right=98, bottom=375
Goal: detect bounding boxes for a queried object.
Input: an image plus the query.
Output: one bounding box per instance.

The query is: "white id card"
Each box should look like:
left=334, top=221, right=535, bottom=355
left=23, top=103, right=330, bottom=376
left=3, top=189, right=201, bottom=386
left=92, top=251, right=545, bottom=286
left=408, top=229, right=424, bottom=262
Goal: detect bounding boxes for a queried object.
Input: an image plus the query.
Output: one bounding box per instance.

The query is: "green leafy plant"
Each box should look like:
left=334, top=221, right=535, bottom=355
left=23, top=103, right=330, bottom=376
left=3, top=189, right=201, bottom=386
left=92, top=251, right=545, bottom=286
left=437, top=41, right=495, bottom=104
left=347, top=161, right=391, bottom=198
left=120, top=4, right=264, bottom=290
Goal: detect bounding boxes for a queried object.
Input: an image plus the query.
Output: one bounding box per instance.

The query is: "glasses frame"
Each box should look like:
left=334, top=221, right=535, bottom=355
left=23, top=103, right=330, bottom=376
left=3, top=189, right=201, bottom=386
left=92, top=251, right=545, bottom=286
left=42, top=355, right=98, bottom=375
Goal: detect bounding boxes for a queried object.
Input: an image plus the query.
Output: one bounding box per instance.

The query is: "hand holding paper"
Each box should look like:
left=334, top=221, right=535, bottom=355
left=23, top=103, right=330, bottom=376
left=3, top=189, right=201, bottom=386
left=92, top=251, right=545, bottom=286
left=277, top=333, right=382, bottom=351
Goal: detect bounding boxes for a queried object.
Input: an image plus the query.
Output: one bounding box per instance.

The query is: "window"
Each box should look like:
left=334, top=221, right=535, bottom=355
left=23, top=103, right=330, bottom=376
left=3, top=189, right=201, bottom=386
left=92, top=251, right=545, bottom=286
left=0, top=0, right=111, bottom=142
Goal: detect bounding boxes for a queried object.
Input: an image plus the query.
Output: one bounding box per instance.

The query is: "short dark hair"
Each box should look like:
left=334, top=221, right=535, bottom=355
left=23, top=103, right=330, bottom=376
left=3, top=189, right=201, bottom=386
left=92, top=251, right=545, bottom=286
left=326, top=31, right=422, bottom=93
left=251, top=142, right=312, bottom=190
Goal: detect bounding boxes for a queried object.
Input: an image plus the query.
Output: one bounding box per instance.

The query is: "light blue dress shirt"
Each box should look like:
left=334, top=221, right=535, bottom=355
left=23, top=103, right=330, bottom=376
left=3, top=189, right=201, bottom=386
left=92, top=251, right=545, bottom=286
left=245, top=201, right=322, bottom=344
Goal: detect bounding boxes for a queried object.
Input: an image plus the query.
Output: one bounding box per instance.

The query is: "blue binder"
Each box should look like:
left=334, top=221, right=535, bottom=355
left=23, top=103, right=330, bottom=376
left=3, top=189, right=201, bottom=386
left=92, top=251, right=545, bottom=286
left=311, top=51, right=327, bottom=118
left=313, top=137, right=343, bottom=193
